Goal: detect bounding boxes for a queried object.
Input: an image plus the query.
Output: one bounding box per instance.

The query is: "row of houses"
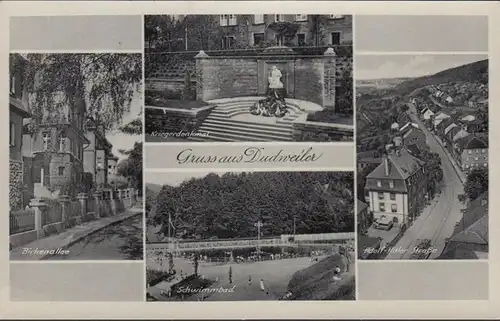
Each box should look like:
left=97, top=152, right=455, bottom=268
left=422, top=109, right=488, bottom=172
left=424, top=82, right=488, bottom=109
left=9, top=54, right=123, bottom=210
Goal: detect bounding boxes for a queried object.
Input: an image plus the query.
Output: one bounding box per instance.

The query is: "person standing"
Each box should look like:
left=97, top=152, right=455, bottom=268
left=248, top=274, right=252, bottom=286
left=260, top=278, right=265, bottom=292
left=228, top=265, right=233, bottom=284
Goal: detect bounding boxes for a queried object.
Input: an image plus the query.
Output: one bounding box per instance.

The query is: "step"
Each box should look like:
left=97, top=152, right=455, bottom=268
left=212, top=106, right=303, bottom=116
left=203, top=117, right=293, bottom=130
left=195, top=130, right=292, bottom=142
left=214, top=102, right=303, bottom=112
left=198, top=124, right=293, bottom=140
left=210, top=111, right=302, bottom=120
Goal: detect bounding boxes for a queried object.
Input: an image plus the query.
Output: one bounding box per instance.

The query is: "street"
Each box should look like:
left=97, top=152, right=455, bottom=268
left=45, top=214, right=144, bottom=260
left=385, top=103, right=464, bottom=259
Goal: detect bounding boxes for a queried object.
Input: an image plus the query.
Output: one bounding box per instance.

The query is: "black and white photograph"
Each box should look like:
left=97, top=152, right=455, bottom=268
left=144, top=14, right=353, bottom=142
left=356, top=54, right=489, bottom=260
left=145, top=171, right=355, bottom=301
left=9, top=53, right=144, bottom=260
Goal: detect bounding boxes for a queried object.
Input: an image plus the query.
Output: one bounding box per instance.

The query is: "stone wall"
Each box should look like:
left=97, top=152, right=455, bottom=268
left=292, top=117, right=354, bottom=142
left=294, top=58, right=324, bottom=106
left=198, top=57, right=259, bottom=101
left=9, top=160, right=23, bottom=210
left=145, top=106, right=214, bottom=136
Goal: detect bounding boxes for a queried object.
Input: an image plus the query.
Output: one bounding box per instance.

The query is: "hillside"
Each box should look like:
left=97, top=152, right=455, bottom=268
left=393, top=59, right=488, bottom=96
left=146, top=183, right=164, bottom=195
left=287, top=254, right=355, bottom=300
left=151, top=172, right=355, bottom=240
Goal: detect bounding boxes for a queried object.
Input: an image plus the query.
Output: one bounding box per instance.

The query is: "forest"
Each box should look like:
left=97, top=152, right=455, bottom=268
left=149, top=171, right=354, bottom=240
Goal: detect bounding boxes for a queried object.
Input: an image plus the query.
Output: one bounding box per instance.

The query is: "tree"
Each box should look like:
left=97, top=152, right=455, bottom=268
left=193, top=255, right=199, bottom=277
left=13, top=53, right=141, bottom=134
left=116, top=142, right=143, bottom=191
left=119, top=118, right=143, bottom=135
left=460, top=169, right=488, bottom=203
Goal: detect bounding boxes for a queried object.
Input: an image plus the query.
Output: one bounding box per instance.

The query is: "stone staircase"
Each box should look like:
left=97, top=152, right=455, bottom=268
left=188, top=97, right=306, bottom=142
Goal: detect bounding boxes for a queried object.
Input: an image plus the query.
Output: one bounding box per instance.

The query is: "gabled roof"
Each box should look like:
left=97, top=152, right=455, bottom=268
left=457, top=135, right=488, bottom=150
left=444, top=123, right=458, bottom=135
left=452, top=129, right=469, bottom=142
left=357, top=199, right=369, bottom=214
left=366, top=148, right=424, bottom=181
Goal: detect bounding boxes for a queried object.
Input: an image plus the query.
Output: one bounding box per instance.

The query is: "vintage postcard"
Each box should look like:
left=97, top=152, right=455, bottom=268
left=1, top=1, right=499, bottom=320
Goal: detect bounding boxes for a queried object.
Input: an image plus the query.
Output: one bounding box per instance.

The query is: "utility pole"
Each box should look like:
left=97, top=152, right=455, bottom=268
left=184, top=17, right=188, bottom=51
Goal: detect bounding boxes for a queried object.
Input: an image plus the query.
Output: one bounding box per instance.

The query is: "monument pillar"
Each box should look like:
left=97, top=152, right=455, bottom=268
left=323, top=47, right=337, bottom=110
left=194, top=50, right=210, bottom=101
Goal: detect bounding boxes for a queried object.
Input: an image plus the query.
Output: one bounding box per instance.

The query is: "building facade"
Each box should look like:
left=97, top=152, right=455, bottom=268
left=455, top=135, right=488, bottom=172
left=9, top=55, right=31, bottom=210
left=364, top=147, right=427, bottom=226
left=83, top=117, right=113, bottom=189
left=22, top=89, right=89, bottom=196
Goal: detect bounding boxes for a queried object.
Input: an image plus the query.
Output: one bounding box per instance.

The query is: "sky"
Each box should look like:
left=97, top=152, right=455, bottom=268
left=145, top=172, right=219, bottom=187
left=355, top=15, right=488, bottom=52
left=106, top=90, right=142, bottom=160
left=355, top=54, right=488, bottom=80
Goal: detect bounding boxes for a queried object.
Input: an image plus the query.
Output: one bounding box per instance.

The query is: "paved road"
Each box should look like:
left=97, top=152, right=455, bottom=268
left=148, top=256, right=324, bottom=301
left=385, top=103, right=464, bottom=259
left=45, top=214, right=144, bottom=260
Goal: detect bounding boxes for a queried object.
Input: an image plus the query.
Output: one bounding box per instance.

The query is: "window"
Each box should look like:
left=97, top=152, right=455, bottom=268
left=254, top=14, right=264, bottom=24
left=295, top=14, right=307, bottom=21
left=379, top=203, right=385, bottom=212
left=482, top=149, right=486, bottom=153
left=10, top=75, right=16, bottom=95
left=467, top=150, right=472, bottom=154
left=390, top=193, right=396, bottom=201
left=58, top=166, right=64, bottom=176
left=376, top=180, right=381, bottom=187
left=253, top=33, right=265, bottom=46
left=42, top=132, right=51, bottom=151
left=484, top=156, right=488, bottom=160
left=220, top=14, right=228, bottom=26
left=9, top=122, right=15, bottom=147
left=476, top=149, right=479, bottom=154
left=331, top=32, right=341, bottom=45
left=297, top=33, right=306, bottom=46
left=228, top=14, right=237, bottom=25
left=391, top=204, right=397, bottom=213
left=329, top=15, right=344, bottom=19
left=222, top=36, right=235, bottom=49
left=389, top=180, right=394, bottom=188
left=475, top=157, right=479, bottom=161
left=274, top=14, right=284, bottom=22
left=59, top=134, right=66, bottom=152
left=378, top=192, right=384, bottom=200
left=465, top=164, right=470, bottom=168
left=108, top=165, right=112, bottom=169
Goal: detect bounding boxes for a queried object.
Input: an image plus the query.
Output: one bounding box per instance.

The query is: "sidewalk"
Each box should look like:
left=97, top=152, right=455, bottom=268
left=10, top=207, right=143, bottom=261
left=433, top=135, right=467, bottom=184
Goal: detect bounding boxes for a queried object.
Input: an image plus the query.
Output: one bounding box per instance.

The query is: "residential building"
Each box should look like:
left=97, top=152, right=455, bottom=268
left=438, top=192, right=488, bottom=259
left=401, top=126, right=427, bottom=151
left=83, top=117, right=113, bottom=190
left=421, top=107, right=435, bottom=120
left=357, top=199, right=370, bottom=236
left=108, top=154, right=119, bottom=177
left=364, top=147, right=427, bottom=226
left=454, top=135, right=488, bottom=172
left=433, top=112, right=451, bottom=130
left=179, top=14, right=353, bottom=50
left=9, top=54, right=31, bottom=210
left=22, top=87, right=89, bottom=196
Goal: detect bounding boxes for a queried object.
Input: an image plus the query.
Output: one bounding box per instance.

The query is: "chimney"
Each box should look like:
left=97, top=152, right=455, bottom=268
left=481, top=197, right=488, bottom=207
left=383, top=154, right=391, bottom=176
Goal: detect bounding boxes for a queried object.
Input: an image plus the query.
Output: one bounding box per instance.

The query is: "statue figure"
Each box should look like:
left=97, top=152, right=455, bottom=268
left=268, top=66, right=284, bottom=89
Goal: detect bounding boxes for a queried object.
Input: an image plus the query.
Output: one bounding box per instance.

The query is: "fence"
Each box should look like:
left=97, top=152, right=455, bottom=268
left=10, top=210, right=35, bottom=235
left=44, top=201, right=62, bottom=225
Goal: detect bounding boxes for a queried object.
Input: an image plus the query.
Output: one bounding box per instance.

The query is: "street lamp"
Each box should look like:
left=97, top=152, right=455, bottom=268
left=254, top=220, right=264, bottom=260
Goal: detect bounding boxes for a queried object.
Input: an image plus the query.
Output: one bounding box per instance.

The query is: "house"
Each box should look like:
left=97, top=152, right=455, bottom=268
left=399, top=121, right=418, bottom=133
left=357, top=199, right=370, bottom=236
left=468, top=100, right=477, bottom=108
left=454, top=135, right=488, bottom=172
left=438, top=192, right=488, bottom=259
left=443, top=122, right=459, bottom=139
left=364, top=147, right=427, bottom=226
left=445, top=96, right=454, bottom=104
left=401, top=126, right=427, bottom=151
left=9, top=54, right=32, bottom=210
left=421, top=107, right=435, bottom=120
left=432, top=112, right=451, bottom=130
left=83, top=117, right=113, bottom=190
